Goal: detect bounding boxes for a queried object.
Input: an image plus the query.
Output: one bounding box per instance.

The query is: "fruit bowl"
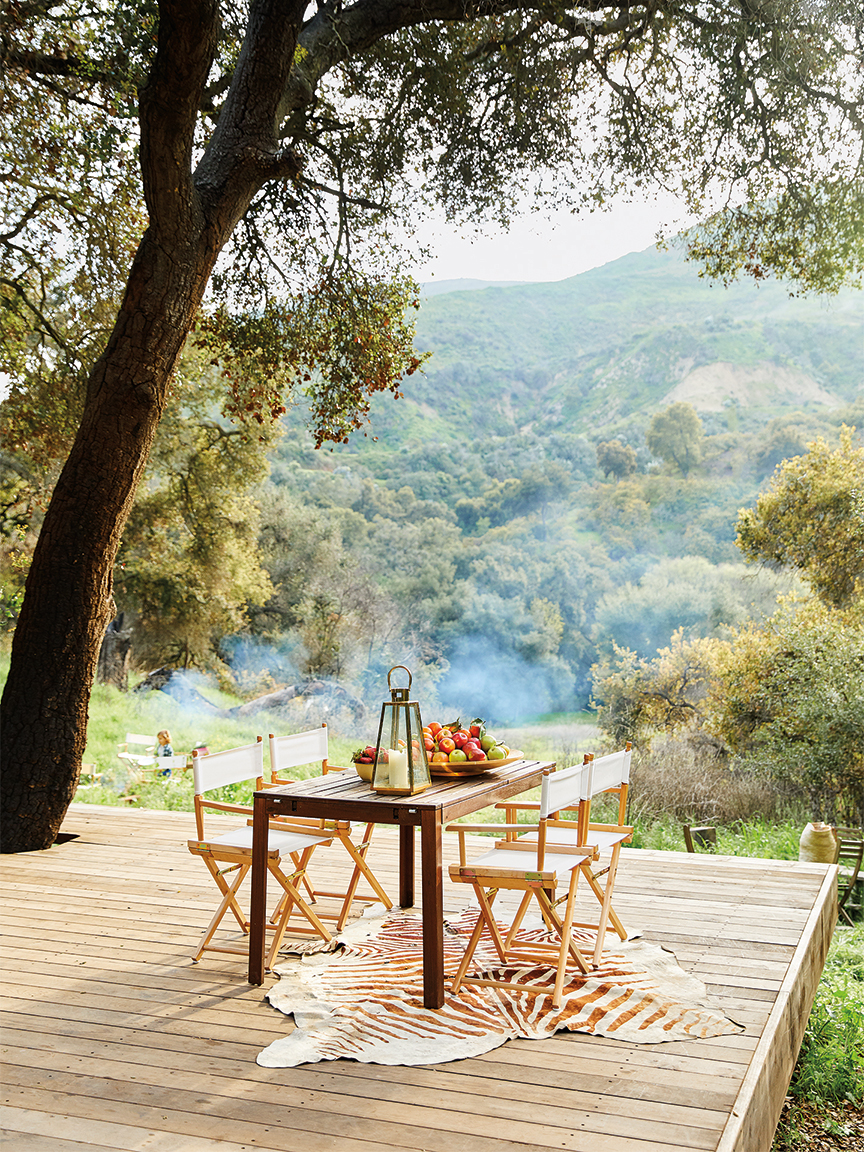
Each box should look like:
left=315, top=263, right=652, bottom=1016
left=429, top=751, right=524, bottom=778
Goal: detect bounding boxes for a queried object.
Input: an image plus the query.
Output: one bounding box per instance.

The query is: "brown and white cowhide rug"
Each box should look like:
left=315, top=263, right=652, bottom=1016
left=257, top=907, right=743, bottom=1067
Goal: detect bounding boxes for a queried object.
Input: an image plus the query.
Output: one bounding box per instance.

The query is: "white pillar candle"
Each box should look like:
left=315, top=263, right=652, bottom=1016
left=388, top=749, right=409, bottom=790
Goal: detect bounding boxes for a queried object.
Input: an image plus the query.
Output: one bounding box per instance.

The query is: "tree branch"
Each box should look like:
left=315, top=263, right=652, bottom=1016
left=138, top=0, right=221, bottom=230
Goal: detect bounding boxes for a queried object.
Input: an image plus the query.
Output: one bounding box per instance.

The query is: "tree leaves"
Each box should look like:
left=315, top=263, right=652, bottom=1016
left=736, top=426, right=864, bottom=607
left=647, top=402, right=704, bottom=477
left=195, top=267, right=427, bottom=447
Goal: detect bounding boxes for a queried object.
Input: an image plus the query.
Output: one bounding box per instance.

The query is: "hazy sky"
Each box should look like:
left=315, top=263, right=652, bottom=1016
left=410, top=189, right=695, bottom=285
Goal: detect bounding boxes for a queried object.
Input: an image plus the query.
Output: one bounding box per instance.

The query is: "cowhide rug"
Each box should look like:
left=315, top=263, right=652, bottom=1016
left=257, top=907, right=743, bottom=1067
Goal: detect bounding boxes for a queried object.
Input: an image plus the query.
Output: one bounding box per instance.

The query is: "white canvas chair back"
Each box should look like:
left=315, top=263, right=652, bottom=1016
left=123, top=732, right=155, bottom=752
left=192, top=737, right=265, bottom=840
left=193, top=739, right=264, bottom=794
left=589, top=746, right=631, bottom=793
left=268, top=726, right=330, bottom=781
left=583, top=743, right=631, bottom=826
left=541, top=759, right=593, bottom=822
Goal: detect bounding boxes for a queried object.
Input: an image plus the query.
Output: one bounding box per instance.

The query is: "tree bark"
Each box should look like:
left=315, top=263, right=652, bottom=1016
left=0, top=228, right=220, bottom=849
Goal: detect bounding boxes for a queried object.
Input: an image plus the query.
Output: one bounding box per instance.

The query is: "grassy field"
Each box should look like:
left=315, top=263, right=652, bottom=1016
left=59, top=678, right=812, bottom=863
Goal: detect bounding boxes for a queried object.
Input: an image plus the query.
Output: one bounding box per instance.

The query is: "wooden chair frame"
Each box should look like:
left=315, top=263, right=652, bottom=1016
left=683, top=824, right=718, bottom=853
left=493, top=745, right=634, bottom=962
left=187, top=737, right=346, bottom=968
left=835, top=829, right=863, bottom=925
left=264, top=728, right=392, bottom=947
left=447, top=761, right=616, bottom=1007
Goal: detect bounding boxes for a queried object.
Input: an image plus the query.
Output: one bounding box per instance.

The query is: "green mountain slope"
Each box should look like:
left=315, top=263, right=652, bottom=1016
left=365, top=244, right=862, bottom=444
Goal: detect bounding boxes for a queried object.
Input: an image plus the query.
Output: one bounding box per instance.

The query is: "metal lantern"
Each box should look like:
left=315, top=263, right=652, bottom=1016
left=371, top=666, right=432, bottom=795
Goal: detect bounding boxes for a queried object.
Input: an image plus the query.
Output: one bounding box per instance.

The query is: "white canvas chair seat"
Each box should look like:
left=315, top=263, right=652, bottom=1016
left=447, top=761, right=606, bottom=1007
left=201, top=823, right=335, bottom=855
left=455, top=844, right=593, bottom=884
left=264, top=728, right=392, bottom=950
left=188, top=737, right=350, bottom=968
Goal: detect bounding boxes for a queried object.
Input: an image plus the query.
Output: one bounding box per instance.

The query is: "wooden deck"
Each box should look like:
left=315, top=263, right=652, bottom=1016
left=1, top=802, right=836, bottom=1152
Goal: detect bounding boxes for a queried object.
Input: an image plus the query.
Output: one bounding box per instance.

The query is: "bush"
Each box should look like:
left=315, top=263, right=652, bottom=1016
left=626, top=736, right=802, bottom=826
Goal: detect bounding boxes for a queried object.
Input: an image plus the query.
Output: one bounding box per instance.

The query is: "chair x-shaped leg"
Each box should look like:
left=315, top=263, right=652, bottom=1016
left=452, top=868, right=592, bottom=1007
left=267, top=825, right=392, bottom=964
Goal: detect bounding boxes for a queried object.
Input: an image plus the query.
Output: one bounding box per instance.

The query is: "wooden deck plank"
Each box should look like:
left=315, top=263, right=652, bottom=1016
left=2, top=1045, right=731, bottom=1134
left=0, top=1080, right=719, bottom=1152
left=0, top=803, right=836, bottom=1152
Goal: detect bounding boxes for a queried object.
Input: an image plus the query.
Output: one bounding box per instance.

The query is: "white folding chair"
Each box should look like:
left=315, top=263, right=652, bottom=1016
left=496, top=744, right=634, bottom=963
left=447, top=761, right=597, bottom=1006
left=118, top=734, right=187, bottom=781
left=117, top=732, right=157, bottom=777
left=187, top=737, right=343, bottom=967
left=264, top=727, right=392, bottom=953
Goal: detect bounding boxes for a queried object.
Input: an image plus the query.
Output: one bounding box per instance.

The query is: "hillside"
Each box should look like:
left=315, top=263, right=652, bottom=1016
left=360, top=244, right=862, bottom=446
left=252, top=245, right=862, bottom=720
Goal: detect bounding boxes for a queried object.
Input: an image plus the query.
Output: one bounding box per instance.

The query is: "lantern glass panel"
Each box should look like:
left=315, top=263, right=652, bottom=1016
left=371, top=669, right=431, bottom=794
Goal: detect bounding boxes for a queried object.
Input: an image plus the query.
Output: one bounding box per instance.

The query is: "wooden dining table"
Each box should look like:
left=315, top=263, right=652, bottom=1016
left=247, top=758, right=554, bottom=1008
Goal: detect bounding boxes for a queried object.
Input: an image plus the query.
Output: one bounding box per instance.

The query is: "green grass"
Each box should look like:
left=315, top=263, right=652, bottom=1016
left=773, top=924, right=864, bottom=1149
left=792, top=925, right=864, bottom=1103
left=629, top=813, right=804, bottom=859
left=72, top=676, right=364, bottom=810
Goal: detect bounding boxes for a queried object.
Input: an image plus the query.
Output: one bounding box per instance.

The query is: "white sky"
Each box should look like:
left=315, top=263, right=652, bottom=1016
left=408, top=190, right=696, bottom=284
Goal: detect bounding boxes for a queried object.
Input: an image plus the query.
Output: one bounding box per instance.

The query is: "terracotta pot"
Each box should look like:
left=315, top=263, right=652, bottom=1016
left=798, top=822, right=838, bottom=864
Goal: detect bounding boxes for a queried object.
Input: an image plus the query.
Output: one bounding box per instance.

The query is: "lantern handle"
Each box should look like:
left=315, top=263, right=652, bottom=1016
left=387, top=665, right=412, bottom=692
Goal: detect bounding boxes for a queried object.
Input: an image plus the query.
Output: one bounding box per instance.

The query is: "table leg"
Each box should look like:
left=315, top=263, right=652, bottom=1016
left=399, top=823, right=415, bottom=908
left=420, top=810, right=444, bottom=1009
left=248, top=793, right=269, bottom=984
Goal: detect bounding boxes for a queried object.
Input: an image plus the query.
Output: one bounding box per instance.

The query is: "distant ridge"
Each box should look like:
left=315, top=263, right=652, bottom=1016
left=420, top=278, right=528, bottom=297
left=361, top=243, right=864, bottom=442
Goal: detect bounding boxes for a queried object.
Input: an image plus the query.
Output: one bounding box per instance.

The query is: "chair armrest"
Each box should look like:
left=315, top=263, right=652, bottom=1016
left=442, top=820, right=539, bottom=866
left=202, top=800, right=253, bottom=817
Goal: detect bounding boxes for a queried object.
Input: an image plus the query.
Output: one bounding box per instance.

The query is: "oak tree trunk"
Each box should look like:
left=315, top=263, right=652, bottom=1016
left=97, top=616, right=133, bottom=691
left=0, top=228, right=219, bottom=850
left=0, top=0, right=308, bottom=851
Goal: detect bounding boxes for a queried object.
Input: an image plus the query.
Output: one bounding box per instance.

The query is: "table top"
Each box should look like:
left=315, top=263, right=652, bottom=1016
left=254, top=759, right=554, bottom=824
